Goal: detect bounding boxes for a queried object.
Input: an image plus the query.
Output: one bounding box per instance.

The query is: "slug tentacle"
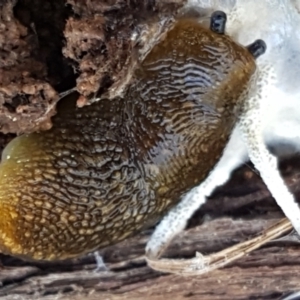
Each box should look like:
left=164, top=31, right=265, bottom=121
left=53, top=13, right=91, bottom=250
left=210, top=11, right=227, bottom=34
left=246, top=39, right=267, bottom=59
left=0, top=11, right=261, bottom=263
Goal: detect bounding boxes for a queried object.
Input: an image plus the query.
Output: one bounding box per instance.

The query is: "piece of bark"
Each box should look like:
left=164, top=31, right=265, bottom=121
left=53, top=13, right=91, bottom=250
left=0, top=0, right=187, bottom=133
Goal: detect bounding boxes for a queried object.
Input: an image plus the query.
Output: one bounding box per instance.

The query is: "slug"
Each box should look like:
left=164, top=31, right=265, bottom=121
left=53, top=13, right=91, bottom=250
left=0, top=12, right=265, bottom=261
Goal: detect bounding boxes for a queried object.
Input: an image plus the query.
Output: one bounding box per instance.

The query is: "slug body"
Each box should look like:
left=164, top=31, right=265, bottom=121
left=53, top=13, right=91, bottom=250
left=0, top=18, right=257, bottom=261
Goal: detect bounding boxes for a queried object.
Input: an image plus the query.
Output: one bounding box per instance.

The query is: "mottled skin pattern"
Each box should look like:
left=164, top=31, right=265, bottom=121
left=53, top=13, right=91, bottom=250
left=0, top=18, right=256, bottom=261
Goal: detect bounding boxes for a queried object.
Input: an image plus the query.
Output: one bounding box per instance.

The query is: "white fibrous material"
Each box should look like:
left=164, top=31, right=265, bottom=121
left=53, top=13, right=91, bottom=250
left=147, top=0, right=300, bottom=259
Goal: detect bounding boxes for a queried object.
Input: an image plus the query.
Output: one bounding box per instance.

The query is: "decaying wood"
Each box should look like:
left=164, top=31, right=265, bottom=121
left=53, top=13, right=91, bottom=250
left=1, top=156, right=300, bottom=299
left=0, top=0, right=186, bottom=134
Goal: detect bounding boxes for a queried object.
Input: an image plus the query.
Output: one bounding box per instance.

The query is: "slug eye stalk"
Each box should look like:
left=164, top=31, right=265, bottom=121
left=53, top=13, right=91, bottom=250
left=247, top=39, right=267, bottom=58
left=210, top=10, right=227, bottom=34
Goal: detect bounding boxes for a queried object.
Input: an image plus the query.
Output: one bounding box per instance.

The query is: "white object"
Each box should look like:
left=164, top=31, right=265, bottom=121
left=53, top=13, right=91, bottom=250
left=146, top=0, right=300, bottom=258
left=281, top=291, right=300, bottom=300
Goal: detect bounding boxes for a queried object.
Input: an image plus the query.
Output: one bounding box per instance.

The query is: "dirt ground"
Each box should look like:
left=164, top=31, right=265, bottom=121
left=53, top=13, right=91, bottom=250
left=1, top=1, right=300, bottom=299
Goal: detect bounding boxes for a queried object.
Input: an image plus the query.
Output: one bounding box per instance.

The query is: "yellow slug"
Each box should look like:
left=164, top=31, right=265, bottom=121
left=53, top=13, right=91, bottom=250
left=0, top=12, right=265, bottom=261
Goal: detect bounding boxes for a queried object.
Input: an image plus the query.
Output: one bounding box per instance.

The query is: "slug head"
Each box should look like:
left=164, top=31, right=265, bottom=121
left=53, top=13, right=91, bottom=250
left=138, top=17, right=258, bottom=124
